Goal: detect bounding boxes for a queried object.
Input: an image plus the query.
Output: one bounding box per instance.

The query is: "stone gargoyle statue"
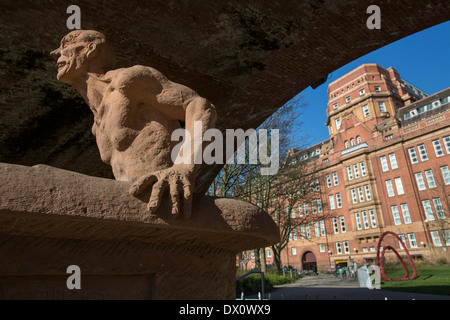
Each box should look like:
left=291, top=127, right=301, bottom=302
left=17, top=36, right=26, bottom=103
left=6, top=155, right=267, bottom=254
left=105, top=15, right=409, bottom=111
left=50, top=30, right=217, bottom=218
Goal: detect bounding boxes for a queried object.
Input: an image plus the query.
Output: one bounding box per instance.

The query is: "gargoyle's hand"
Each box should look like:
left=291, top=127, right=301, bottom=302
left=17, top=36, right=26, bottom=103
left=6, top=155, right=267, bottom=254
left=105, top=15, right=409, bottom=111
left=129, top=165, right=194, bottom=218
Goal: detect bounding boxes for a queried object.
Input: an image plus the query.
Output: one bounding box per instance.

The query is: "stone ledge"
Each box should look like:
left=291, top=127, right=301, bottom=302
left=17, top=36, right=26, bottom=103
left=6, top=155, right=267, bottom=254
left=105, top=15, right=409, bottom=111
left=0, top=162, right=279, bottom=252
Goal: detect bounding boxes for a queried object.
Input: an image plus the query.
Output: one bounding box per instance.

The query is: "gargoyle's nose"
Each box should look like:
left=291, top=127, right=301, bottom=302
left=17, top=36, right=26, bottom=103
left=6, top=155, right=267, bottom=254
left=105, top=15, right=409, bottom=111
left=50, top=48, right=61, bottom=59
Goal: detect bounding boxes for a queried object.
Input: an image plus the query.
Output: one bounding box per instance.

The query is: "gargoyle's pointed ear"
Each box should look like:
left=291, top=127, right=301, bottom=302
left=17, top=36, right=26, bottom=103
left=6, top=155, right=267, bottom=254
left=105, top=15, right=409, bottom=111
left=50, top=48, right=61, bottom=59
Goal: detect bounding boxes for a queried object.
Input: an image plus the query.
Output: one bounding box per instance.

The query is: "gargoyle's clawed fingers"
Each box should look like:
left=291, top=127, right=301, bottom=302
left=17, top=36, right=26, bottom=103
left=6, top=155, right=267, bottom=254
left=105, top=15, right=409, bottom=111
left=129, top=174, right=157, bottom=196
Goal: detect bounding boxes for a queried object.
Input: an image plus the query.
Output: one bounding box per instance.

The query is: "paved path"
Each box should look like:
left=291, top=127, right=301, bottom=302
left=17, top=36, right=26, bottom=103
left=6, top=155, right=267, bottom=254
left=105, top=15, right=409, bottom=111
left=245, top=273, right=450, bottom=300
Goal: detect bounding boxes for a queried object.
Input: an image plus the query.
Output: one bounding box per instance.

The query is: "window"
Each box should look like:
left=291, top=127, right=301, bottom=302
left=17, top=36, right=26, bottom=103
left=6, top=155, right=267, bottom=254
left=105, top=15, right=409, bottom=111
left=304, top=203, right=308, bottom=216
left=332, top=172, right=339, bottom=186
left=408, top=233, right=418, bottom=248
left=312, top=200, right=317, bottom=214
left=364, top=185, right=372, bottom=201
left=292, top=247, right=297, bottom=255
left=369, top=209, right=377, bottom=228
left=319, top=244, right=326, bottom=253
left=443, top=136, right=450, bottom=154
left=347, top=166, right=353, bottom=180
left=335, top=118, right=341, bottom=130
left=290, top=206, right=296, bottom=218
left=356, top=136, right=361, bottom=144
left=343, top=241, right=350, bottom=254
left=441, top=166, right=450, bottom=185
left=433, top=198, right=445, bottom=219
left=298, top=203, right=303, bottom=217
left=400, top=204, right=412, bottom=224
left=443, top=230, right=450, bottom=246
left=333, top=103, right=338, bottom=109
left=379, top=101, right=386, bottom=112
left=360, top=162, right=367, bottom=176
left=336, top=193, right=342, bottom=208
left=293, top=228, right=298, bottom=240
left=417, top=144, right=428, bottom=161
left=357, top=186, right=364, bottom=202
left=329, top=195, right=336, bottom=210
left=424, top=170, right=436, bottom=188
left=353, top=164, right=360, bottom=179
left=344, top=140, right=349, bottom=149
left=394, top=177, right=405, bottom=195
left=398, top=234, right=406, bottom=250
left=362, top=105, right=370, bottom=117
left=391, top=206, right=402, bottom=225
left=300, top=224, right=305, bottom=238
left=326, top=174, right=332, bottom=188
left=332, top=218, right=339, bottom=234
left=432, top=139, right=444, bottom=157
left=319, top=220, right=326, bottom=236
left=306, top=223, right=311, bottom=238
left=389, top=153, right=398, bottom=169
left=380, top=156, right=389, bottom=172
left=374, top=86, right=381, bottom=92
left=415, top=172, right=426, bottom=190
left=350, top=138, right=355, bottom=146
left=359, top=89, right=365, bottom=95
left=266, top=249, right=272, bottom=258
left=314, top=221, right=319, bottom=237
left=422, top=200, right=435, bottom=221
left=385, top=180, right=395, bottom=197
left=351, top=188, right=357, bottom=204
left=339, top=216, right=346, bottom=233
left=430, top=231, right=442, bottom=247
left=317, top=199, right=323, bottom=212
left=355, top=212, right=362, bottom=230
left=346, top=96, right=351, bottom=103
left=362, top=210, right=370, bottom=229
left=336, top=242, right=342, bottom=255
left=408, top=147, right=418, bottom=164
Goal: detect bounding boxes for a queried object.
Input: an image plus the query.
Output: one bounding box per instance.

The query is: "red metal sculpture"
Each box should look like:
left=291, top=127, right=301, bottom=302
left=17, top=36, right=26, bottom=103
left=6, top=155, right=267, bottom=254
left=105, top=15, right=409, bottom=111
left=376, top=231, right=417, bottom=281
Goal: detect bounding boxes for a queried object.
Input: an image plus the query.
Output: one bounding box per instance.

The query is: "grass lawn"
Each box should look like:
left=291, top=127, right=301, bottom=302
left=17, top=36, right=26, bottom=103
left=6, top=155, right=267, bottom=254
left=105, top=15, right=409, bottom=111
left=381, top=265, right=450, bottom=296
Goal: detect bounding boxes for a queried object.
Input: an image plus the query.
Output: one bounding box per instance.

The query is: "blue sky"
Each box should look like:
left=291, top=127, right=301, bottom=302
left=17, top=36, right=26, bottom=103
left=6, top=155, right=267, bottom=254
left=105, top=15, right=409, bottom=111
left=293, top=20, right=450, bottom=148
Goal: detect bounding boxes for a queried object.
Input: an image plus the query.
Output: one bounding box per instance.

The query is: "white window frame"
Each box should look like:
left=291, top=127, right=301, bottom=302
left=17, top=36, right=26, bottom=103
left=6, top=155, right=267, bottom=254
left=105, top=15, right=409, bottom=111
left=443, top=136, right=450, bottom=154
left=364, top=184, right=372, bottom=201
left=326, top=174, right=332, bottom=188
left=332, top=218, right=339, bottom=234
left=319, top=220, right=326, bottom=236
left=362, top=210, right=370, bottom=229
left=400, top=203, right=412, bottom=224
left=332, top=172, right=339, bottom=186
left=417, top=144, right=428, bottom=161
left=441, top=165, right=450, bottom=185
left=415, top=172, right=426, bottom=191
left=385, top=180, right=395, bottom=197
left=360, top=162, right=367, bottom=176
left=394, top=177, right=405, bottom=195
left=389, top=153, right=398, bottom=169
left=347, top=166, right=353, bottom=180
left=408, top=233, right=418, bottom=248
left=362, top=105, right=370, bottom=117
left=430, top=231, right=442, bottom=247
left=432, top=198, right=445, bottom=219
left=422, top=200, right=435, bottom=221
left=336, top=242, right=342, bottom=255
left=357, top=186, right=364, bottom=202
left=380, top=156, right=389, bottom=172
left=355, top=212, right=362, bottom=230
left=391, top=205, right=402, bottom=225
left=336, top=193, right=342, bottom=208
left=329, top=195, right=336, bottom=210
left=379, top=101, right=386, bottom=112
left=408, top=147, right=418, bottom=164
left=343, top=241, right=350, bottom=254
left=351, top=188, right=357, bottom=204
left=424, top=169, right=436, bottom=188
left=369, top=209, right=377, bottom=228
left=432, top=139, right=444, bottom=157
left=339, top=216, right=346, bottom=233
left=353, top=164, right=360, bottom=179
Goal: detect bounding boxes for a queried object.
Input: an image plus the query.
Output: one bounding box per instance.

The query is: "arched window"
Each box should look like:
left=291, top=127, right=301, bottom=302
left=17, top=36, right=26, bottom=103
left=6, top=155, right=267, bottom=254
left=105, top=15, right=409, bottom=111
left=356, top=136, right=362, bottom=144
left=350, top=138, right=355, bottom=146
left=344, top=141, right=349, bottom=149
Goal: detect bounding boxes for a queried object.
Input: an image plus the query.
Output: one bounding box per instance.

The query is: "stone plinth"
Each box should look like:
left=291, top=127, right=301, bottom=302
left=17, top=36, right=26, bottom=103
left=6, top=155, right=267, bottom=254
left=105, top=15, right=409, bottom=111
left=0, top=163, right=279, bottom=300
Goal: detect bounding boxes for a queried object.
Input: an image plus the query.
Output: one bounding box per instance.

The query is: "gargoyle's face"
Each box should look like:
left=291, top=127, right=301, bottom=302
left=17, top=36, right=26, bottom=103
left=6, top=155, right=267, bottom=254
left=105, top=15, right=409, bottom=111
left=50, top=31, right=91, bottom=84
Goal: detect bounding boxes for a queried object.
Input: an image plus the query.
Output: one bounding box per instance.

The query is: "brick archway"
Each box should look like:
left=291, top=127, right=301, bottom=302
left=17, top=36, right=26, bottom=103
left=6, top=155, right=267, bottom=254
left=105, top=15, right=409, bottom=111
left=302, top=251, right=317, bottom=272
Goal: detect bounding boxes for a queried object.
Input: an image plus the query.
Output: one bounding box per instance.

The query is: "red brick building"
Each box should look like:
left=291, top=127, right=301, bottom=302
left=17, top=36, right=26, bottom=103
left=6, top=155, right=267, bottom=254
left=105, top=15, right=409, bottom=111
left=248, top=64, right=450, bottom=271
